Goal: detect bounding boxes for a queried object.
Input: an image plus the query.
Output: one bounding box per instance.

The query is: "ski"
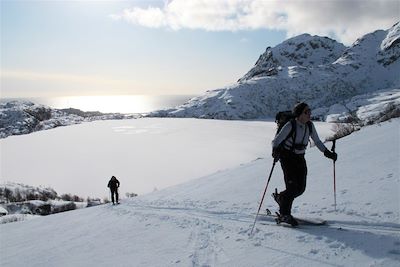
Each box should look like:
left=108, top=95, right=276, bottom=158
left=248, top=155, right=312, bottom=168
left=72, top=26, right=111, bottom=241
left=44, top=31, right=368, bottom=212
left=259, top=209, right=327, bottom=226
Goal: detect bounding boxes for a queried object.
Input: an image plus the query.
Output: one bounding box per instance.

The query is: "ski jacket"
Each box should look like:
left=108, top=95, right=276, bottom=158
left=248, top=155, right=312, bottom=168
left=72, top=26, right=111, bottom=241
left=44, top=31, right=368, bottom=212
left=272, top=120, right=326, bottom=155
left=108, top=178, right=120, bottom=190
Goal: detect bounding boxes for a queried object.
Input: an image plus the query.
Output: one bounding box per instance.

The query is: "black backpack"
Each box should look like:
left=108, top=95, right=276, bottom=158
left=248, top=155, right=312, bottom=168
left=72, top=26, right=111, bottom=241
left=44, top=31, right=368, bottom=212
left=275, top=110, right=312, bottom=150
left=275, top=111, right=295, bottom=135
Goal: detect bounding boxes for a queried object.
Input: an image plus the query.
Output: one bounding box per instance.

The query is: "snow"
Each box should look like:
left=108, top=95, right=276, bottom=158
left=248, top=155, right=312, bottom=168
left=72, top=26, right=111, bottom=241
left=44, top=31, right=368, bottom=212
left=0, top=206, right=7, bottom=215
left=381, top=22, right=400, bottom=51
left=324, top=88, right=400, bottom=123
left=149, top=22, right=399, bottom=120
left=2, top=24, right=399, bottom=140
left=0, top=100, right=139, bottom=138
left=240, top=34, right=346, bottom=81
left=3, top=118, right=332, bottom=198
left=0, top=118, right=399, bottom=267
left=0, top=20, right=399, bottom=267
left=0, top=182, right=58, bottom=201
left=0, top=214, right=39, bottom=224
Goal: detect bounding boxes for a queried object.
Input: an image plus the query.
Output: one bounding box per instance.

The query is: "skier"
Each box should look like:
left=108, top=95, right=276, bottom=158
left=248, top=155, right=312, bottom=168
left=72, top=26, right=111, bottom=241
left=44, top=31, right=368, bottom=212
left=271, top=102, right=337, bottom=226
left=107, top=176, right=120, bottom=205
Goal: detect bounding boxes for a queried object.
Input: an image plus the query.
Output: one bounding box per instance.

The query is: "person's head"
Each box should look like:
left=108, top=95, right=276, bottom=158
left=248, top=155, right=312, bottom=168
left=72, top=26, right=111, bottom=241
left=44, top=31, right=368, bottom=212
left=111, top=176, right=116, bottom=180
left=293, top=102, right=311, bottom=123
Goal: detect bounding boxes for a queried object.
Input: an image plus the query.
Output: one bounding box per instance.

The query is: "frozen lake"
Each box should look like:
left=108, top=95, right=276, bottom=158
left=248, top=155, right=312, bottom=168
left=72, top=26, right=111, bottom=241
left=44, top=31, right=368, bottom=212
left=0, top=118, right=333, bottom=199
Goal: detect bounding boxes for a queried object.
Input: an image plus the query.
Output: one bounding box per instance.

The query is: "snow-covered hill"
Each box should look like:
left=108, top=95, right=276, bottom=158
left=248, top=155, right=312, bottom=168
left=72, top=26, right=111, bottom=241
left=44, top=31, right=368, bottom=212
left=0, top=182, right=101, bottom=224
left=0, top=101, right=139, bottom=138
left=1, top=119, right=398, bottom=267
left=0, top=182, right=58, bottom=203
left=150, top=22, right=400, bottom=120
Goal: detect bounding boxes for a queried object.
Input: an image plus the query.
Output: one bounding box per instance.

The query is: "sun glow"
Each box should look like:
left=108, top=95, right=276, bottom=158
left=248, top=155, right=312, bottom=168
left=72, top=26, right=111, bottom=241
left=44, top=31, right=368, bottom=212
left=48, top=95, right=159, bottom=114
left=32, top=95, right=192, bottom=114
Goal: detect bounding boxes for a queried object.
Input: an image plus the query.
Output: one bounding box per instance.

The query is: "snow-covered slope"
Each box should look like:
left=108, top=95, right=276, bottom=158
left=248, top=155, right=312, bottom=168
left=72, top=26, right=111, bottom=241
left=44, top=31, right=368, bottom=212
left=1, top=119, right=398, bottom=267
left=150, top=22, right=400, bottom=120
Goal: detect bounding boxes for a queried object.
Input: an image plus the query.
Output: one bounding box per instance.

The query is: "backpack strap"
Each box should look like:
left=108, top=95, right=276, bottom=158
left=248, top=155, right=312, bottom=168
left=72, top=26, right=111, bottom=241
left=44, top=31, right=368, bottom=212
left=286, top=120, right=312, bottom=151
left=281, top=119, right=297, bottom=152
left=307, top=121, right=313, bottom=134
left=290, top=119, right=297, bottom=151
left=280, top=120, right=313, bottom=152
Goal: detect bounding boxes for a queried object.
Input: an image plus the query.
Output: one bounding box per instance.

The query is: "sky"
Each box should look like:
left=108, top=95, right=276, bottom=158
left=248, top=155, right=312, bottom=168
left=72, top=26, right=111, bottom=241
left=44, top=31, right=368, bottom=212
left=0, top=0, right=398, bottom=98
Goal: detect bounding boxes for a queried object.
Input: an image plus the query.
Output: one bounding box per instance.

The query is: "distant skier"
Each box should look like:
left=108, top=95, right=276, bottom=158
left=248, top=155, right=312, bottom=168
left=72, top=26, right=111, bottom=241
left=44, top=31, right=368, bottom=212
left=271, top=102, right=337, bottom=226
left=107, top=176, right=120, bottom=205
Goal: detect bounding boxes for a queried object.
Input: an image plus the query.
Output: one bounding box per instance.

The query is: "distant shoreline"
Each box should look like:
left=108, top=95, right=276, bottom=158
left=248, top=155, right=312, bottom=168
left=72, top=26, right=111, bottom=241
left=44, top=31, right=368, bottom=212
left=0, top=94, right=196, bottom=114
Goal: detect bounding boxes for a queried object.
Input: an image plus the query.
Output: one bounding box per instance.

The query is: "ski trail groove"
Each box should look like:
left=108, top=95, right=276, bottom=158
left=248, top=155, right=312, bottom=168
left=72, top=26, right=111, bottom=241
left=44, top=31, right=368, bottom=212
left=108, top=202, right=400, bottom=236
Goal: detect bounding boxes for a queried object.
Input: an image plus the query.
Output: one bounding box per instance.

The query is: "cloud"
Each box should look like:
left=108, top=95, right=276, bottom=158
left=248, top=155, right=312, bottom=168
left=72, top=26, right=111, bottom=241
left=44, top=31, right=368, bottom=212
left=276, top=0, right=399, bottom=44
left=111, top=0, right=399, bottom=44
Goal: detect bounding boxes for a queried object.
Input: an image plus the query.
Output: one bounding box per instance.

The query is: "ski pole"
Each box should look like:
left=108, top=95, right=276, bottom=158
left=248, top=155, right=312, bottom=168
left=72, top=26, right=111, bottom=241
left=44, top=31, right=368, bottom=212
left=332, top=140, right=337, bottom=211
left=250, top=159, right=277, bottom=235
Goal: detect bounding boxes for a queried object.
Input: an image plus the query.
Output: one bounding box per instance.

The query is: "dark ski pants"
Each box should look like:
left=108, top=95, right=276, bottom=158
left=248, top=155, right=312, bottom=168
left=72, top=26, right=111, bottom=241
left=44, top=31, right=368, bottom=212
left=279, top=151, right=307, bottom=216
left=110, top=188, right=119, bottom=204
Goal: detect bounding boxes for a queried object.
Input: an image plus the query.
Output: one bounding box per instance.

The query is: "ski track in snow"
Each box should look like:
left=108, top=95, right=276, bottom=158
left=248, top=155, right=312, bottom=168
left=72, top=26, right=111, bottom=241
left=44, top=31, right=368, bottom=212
left=106, top=202, right=243, bottom=267
left=110, top=202, right=400, bottom=235
left=103, top=197, right=400, bottom=267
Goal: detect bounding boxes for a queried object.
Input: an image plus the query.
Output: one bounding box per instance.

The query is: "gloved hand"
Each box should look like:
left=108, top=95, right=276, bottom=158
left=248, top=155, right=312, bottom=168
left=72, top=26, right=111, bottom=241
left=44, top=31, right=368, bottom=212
left=272, top=147, right=280, bottom=161
left=324, top=149, right=337, bottom=162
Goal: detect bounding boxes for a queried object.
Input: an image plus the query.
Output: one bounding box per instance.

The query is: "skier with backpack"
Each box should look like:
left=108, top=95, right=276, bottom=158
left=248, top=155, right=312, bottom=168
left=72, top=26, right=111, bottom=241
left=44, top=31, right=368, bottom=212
left=271, top=102, right=337, bottom=226
left=107, top=176, right=120, bottom=205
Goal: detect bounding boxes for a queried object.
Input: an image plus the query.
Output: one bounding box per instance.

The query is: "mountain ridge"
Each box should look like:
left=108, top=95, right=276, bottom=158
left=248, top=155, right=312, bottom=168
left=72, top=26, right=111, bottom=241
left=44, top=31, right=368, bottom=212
left=149, top=22, right=400, bottom=121
left=239, top=33, right=346, bottom=82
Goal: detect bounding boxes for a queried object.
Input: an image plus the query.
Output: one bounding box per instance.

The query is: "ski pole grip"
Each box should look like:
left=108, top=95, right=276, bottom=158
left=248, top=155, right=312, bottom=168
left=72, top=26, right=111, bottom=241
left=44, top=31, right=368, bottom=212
left=331, top=140, right=336, bottom=152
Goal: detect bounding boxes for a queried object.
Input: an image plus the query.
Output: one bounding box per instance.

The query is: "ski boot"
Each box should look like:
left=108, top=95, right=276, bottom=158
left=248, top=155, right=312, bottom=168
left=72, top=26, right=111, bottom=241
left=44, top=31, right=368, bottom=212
left=276, top=213, right=299, bottom=227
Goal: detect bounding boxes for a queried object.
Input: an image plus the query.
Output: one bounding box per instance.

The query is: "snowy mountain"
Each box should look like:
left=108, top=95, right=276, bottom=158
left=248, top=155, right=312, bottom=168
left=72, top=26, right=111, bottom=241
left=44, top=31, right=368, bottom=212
left=149, top=22, right=400, bottom=121
left=1, top=119, right=398, bottom=266
left=0, top=101, right=139, bottom=138
left=238, top=34, right=346, bottom=82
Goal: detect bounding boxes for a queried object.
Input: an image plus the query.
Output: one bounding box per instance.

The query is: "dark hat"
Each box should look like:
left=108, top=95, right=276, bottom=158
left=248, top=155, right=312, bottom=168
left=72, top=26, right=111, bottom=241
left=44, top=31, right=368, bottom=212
left=293, top=102, right=309, bottom=117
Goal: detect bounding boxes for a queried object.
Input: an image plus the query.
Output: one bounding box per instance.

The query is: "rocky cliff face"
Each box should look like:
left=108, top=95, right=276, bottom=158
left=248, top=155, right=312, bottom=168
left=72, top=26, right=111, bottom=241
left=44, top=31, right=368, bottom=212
left=150, top=22, right=400, bottom=121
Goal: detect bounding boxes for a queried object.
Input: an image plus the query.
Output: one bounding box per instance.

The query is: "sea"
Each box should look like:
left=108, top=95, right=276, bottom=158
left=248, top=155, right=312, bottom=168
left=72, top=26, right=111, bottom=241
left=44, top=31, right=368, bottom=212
left=0, top=95, right=196, bottom=114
